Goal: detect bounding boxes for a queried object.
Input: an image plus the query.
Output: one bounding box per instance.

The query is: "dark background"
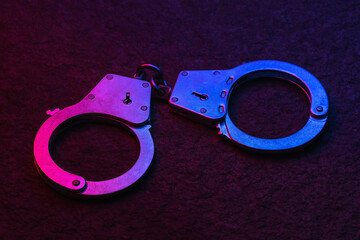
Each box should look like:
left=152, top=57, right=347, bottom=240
left=1, top=0, right=359, bottom=239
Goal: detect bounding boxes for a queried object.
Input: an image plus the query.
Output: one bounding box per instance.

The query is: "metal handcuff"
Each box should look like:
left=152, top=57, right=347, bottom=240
left=33, top=60, right=328, bottom=197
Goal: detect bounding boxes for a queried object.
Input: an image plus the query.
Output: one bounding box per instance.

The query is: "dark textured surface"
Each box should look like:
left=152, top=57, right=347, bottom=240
left=1, top=0, right=359, bottom=239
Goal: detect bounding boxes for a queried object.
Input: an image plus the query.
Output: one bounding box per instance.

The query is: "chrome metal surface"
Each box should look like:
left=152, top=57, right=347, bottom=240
left=34, top=74, right=154, bottom=197
left=46, top=108, right=61, bottom=116
left=169, top=60, right=329, bottom=152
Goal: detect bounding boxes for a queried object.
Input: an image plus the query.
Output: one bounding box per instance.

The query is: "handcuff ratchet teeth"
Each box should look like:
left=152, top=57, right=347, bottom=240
left=169, top=60, right=328, bottom=152
left=34, top=74, right=154, bottom=197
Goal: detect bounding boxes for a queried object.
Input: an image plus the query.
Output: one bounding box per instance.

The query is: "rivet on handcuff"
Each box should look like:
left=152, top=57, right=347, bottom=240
left=33, top=60, right=328, bottom=197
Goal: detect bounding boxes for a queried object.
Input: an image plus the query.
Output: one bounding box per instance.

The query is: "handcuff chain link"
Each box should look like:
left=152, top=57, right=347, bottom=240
left=134, top=64, right=172, bottom=100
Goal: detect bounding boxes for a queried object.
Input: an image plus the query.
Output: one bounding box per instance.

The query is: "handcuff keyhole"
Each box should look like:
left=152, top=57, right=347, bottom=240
left=192, top=92, right=209, bottom=100
left=123, top=92, right=132, bottom=104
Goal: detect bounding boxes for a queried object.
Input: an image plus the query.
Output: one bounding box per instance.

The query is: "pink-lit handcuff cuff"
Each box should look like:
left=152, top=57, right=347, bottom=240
left=33, top=60, right=328, bottom=198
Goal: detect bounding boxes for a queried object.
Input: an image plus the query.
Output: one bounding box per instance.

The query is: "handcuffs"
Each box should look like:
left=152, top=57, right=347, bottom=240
left=33, top=60, right=328, bottom=197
